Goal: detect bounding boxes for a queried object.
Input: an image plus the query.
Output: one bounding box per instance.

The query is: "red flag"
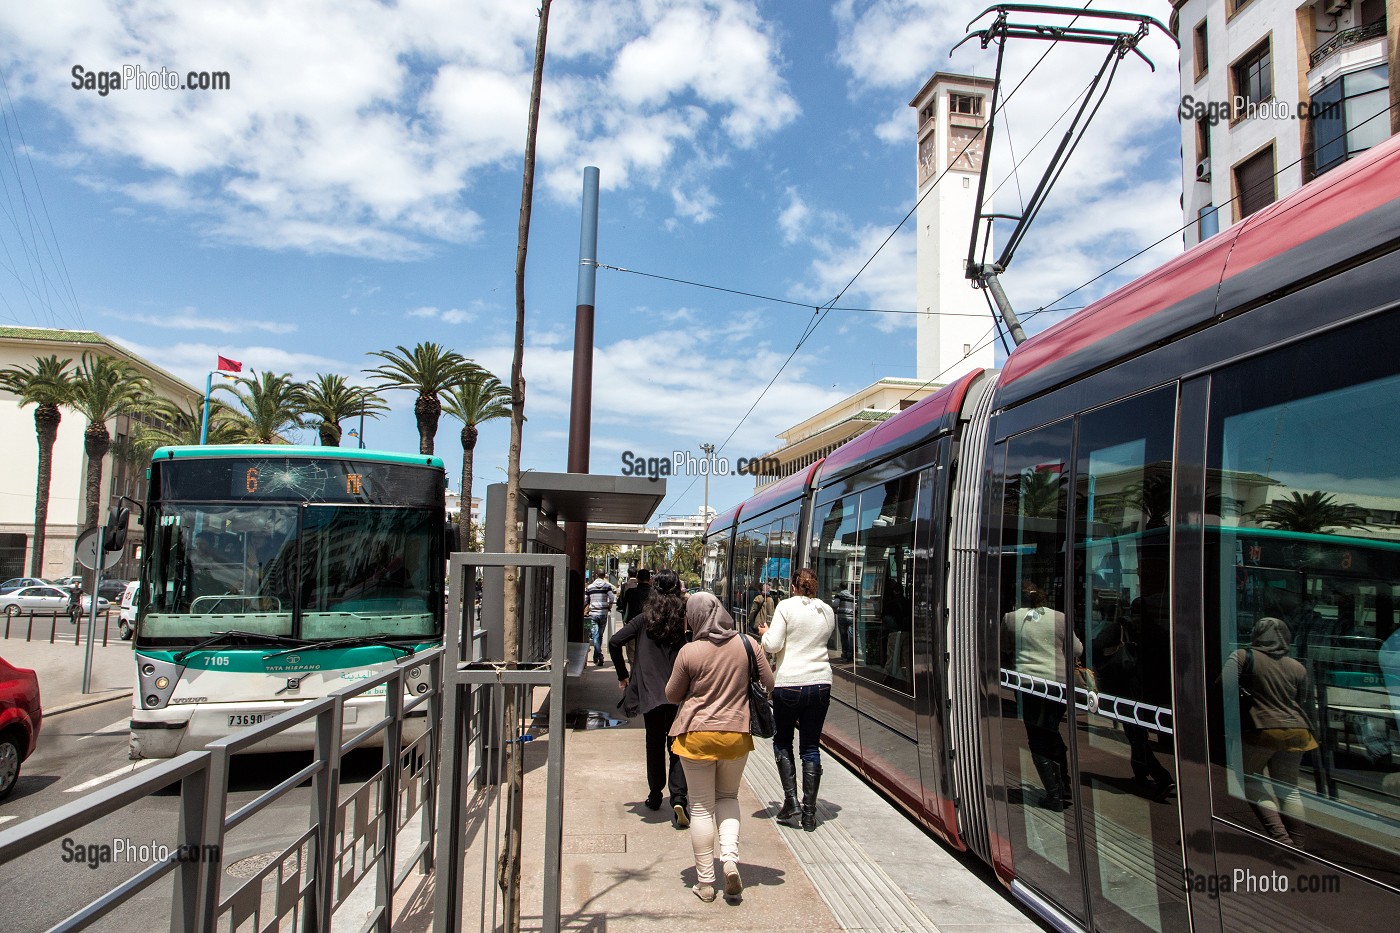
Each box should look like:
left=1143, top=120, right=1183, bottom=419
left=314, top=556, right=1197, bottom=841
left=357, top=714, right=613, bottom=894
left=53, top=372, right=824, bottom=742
left=216, top=356, right=243, bottom=372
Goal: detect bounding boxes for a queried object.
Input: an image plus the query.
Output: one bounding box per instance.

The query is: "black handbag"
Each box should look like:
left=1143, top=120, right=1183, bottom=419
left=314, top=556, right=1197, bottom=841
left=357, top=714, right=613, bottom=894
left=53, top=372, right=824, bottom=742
left=739, top=634, right=776, bottom=739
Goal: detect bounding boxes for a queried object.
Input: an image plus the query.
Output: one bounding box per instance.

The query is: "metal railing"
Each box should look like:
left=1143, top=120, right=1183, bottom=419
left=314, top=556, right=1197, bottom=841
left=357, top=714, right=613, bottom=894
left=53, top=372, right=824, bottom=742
left=1310, top=21, right=1387, bottom=69
left=434, top=551, right=568, bottom=933
left=0, top=645, right=445, bottom=932
left=2, top=607, right=116, bottom=645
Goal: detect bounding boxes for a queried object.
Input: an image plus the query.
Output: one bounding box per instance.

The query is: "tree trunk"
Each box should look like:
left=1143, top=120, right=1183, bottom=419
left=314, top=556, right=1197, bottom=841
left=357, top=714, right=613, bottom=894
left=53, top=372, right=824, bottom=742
left=29, top=404, right=60, bottom=576
left=460, top=424, right=478, bottom=541
left=319, top=421, right=340, bottom=446
left=82, top=424, right=111, bottom=590
left=414, top=393, right=440, bottom=455
left=500, top=3, right=550, bottom=930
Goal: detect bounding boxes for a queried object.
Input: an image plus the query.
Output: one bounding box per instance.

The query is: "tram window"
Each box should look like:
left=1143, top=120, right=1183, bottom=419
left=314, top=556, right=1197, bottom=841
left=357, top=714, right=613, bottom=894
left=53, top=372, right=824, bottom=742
left=1207, top=320, right=1400, bottom=865
left=854, top=473, right=919, bottom=695
left=814, top=495, right=859, bottom=667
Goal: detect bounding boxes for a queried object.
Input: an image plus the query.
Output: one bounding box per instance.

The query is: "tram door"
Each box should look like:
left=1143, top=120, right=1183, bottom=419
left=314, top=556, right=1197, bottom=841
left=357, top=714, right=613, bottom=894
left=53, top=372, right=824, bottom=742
left=997, top=388, right=1188, bottom=933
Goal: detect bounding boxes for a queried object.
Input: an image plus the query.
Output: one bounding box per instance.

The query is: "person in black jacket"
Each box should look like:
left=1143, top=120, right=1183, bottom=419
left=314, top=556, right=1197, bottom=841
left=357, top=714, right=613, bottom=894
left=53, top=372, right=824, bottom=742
left=610, top=569, right=689, bottom=825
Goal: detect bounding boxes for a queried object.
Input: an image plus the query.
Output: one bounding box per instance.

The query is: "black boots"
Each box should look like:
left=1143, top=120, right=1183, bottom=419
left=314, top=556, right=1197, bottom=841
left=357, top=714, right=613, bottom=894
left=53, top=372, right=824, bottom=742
left=1031, top=754, right=1066, bottom=811
left=800, top=761, right=822, bottom=832
left=774, top=749, right=801, bottom=824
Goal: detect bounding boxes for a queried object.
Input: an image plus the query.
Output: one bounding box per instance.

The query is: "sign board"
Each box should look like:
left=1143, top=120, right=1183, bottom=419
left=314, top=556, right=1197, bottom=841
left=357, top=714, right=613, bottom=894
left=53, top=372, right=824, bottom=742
left=75, top=527, right=122, bottom=571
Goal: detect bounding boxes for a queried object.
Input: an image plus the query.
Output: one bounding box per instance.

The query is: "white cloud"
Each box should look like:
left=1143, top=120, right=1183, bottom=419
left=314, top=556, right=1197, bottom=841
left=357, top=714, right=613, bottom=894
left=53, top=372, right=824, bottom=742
left=109, top=336, right=350, bottom=390
left=0, top=0, right=800, bottom=255
left=106, top=306, right=297, bottom=335
left=405, top=305, right=479, bottom=325
left=670, top=184, right=717, bottom=223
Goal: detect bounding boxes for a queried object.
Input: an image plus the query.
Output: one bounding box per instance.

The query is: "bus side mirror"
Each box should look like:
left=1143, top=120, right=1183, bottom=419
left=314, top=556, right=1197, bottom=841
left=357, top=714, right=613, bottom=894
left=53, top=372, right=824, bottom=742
left=105, top=506, right=131, bottom=551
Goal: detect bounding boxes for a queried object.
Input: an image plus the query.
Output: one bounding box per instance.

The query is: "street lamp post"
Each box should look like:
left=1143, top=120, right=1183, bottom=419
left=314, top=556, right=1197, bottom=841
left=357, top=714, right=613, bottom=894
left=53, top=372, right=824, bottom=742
left=700, top=442, right=715, bottom=530
left=358, top=391, right=367, bottom=448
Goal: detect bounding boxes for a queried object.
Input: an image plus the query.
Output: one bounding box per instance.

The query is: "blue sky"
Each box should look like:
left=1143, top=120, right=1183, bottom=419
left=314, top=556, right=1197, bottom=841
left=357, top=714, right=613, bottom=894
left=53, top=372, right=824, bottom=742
left=0, top=1, right=1184, bottom=522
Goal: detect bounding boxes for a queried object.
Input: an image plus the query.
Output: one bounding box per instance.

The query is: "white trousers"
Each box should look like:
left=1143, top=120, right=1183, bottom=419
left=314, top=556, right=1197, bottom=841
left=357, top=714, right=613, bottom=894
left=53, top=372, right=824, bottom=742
left=679, top=754, right=748, bottom=884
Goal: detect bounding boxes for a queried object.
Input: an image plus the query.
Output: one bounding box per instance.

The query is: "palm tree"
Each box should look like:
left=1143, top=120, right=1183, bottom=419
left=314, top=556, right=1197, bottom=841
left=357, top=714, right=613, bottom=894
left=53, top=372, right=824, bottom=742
left=1251, top=490, right=1371, bottom=534
left=219, top=371, right=307, bottom=444
left=66, top=353, right=150, bottom=534
left=0, top=355, right=74, bottom=574
left=132, top=397, right=240, bottom=452
left=443, top=369, right=512, bottom=541
left=364, top=343, right=473, bottom=455
left=301, top=374, right=388, bottom=446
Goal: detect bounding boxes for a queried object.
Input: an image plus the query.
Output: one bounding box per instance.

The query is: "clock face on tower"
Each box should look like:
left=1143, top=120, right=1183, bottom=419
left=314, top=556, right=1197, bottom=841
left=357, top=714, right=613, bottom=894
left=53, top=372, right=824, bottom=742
left=918, top=135, right=937, bottom=185
left=947, top=124, right=983, bottom=174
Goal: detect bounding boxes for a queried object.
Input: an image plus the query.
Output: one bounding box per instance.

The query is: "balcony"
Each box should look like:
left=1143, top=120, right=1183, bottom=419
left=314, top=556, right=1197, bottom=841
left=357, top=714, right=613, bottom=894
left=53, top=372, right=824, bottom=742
left=1311, top=21, right=1387, bottom=69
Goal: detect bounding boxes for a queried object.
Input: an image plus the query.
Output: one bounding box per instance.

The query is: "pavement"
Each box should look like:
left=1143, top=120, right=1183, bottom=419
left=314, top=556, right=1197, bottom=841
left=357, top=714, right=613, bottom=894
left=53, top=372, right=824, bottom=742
left=384, top=659, right=1045, bottom=933
left=0, top=612, right=132, bottom=715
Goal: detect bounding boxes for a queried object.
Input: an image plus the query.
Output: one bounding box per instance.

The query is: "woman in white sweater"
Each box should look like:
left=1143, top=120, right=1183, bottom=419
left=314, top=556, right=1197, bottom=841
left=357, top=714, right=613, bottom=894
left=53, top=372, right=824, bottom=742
left=757, top=567, right=835, bottom=831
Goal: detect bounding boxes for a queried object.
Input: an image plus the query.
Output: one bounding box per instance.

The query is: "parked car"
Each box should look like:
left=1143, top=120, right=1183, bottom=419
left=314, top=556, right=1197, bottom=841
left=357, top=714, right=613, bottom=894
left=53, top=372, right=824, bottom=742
left=0, top=586, right=108, bottom=617
left=50, top=575, right=83, bottom=588
left=95, top=578, right=130, bottom=602
left=0, top=655, right=41, bottom=799
left=0, top=577, right=49, bottom=595
left=118, top=581, right=139, bottom=640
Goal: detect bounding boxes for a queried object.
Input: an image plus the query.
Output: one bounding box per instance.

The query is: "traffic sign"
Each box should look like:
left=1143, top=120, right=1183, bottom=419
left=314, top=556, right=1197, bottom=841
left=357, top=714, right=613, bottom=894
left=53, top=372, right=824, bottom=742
left=75, top=527, right=122, bottom=571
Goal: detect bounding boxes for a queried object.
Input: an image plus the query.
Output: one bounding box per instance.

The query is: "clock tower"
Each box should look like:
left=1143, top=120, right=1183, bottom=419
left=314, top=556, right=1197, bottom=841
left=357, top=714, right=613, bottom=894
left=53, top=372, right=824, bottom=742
left=910, top=72, right=996, bottom=384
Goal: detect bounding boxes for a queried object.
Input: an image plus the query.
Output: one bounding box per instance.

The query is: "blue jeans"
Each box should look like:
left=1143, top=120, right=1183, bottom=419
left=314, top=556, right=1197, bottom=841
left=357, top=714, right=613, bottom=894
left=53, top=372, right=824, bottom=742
left=772, top=683, right=831, bottom=765
left=589, top=614, right=606, bottom=659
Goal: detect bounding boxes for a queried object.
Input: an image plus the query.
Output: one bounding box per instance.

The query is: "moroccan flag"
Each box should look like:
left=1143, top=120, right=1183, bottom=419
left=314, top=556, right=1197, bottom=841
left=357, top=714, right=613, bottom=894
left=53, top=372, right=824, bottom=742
left=216, top=356, right=243, bottom=372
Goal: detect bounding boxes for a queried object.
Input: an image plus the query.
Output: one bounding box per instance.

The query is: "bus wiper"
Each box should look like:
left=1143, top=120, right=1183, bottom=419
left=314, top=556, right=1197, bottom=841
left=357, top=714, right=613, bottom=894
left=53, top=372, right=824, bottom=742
left=263, top=634, right=415, bottom=659
left=174, top=630, right=307, bottom=663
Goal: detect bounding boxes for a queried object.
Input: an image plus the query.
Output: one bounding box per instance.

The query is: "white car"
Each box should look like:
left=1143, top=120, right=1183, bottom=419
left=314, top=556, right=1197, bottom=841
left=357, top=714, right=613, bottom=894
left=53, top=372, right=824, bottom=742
left=0, top=586, right=108, bottom=617
left=118, top=581, right=139, bottom=640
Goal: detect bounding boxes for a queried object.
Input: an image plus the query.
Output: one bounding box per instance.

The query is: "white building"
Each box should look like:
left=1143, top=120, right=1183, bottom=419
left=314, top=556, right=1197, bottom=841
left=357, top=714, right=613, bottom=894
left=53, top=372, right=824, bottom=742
left=1173, top=0, right=1396, bottom=247
left=0, top=327, right=200, bottom=580
left=654, top=507, right=717, bottom=547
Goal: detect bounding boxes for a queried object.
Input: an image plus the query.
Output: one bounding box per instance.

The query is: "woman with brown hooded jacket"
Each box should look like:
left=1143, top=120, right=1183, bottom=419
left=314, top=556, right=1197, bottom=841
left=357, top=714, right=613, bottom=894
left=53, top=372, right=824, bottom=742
left=666, top=592, right=774, bottom=903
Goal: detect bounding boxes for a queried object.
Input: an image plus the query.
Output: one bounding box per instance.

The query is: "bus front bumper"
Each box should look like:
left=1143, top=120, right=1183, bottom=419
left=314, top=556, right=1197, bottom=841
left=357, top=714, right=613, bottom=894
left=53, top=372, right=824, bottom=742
left=129, top=697, right=429, bottom=759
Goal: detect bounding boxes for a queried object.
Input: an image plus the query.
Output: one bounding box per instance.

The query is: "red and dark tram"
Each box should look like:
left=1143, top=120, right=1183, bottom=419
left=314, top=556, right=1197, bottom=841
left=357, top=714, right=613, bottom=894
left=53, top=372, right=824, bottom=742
left=704, top=134, right=1400, bottom=932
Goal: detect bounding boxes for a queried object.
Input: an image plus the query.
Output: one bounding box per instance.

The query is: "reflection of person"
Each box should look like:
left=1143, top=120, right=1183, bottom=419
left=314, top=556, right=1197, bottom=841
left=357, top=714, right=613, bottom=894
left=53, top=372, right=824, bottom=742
left=1288, top=595, right=1328, bottom=661
left=1225, top=617, right=1317, bottom=848
left=584, top=571, right=616, bottom=666
left=748, top=582, right=775, bottom=635
left=1097, top=602, right=1174, bottom=799
left=665, top=593, right=774, bottom=904
left=610, top=570, right=689, bottom=825
left=758, top=568, right=834, bottom=831
left=831, top=585, right=855, bottom=660
left=1003, top=581, right=1081, bottom=811
left=880, top=576, right=911, bottom=678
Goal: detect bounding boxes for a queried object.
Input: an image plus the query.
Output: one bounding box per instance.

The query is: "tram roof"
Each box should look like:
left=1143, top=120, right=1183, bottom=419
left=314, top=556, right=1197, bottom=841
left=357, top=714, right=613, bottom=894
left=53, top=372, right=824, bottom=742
left=996, top=132, right=1400, bottom=408
left=151, top=445, right=445, bottom=468
left=738, top=459, right=825, bottom=525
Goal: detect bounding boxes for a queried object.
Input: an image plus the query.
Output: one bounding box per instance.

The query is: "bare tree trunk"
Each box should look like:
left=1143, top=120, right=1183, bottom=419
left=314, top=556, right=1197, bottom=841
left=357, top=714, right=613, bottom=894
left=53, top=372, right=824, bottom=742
left=30, top=405, right=60, bottom=576
left=500, top=2, right=550, bottom=931
left=461, top=424, right=477, bottom=546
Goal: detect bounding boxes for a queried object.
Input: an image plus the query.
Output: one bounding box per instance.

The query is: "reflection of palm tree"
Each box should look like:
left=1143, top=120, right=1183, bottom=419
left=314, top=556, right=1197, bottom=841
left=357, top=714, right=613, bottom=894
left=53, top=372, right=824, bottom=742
left=1251, top=491, right=1370, bottom=534
left=0, top=355, right=74, bottom=575
left=1008, top=467, right=1064, bottom=518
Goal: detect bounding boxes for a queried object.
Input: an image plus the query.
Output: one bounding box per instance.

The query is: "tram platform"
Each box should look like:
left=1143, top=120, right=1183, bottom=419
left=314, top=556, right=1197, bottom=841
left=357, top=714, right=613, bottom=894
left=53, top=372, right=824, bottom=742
left=388, top=662, right=1048, bottom=932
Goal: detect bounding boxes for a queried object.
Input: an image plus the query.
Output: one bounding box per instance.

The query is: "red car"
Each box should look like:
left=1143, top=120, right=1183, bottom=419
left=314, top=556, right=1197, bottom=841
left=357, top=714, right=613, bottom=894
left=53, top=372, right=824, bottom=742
left=0, top=656, right=41, bottom=799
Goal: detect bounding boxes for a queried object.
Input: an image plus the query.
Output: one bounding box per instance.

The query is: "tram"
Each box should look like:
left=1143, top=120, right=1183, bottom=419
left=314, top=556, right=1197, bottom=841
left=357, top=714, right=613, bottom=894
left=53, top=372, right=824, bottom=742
left=129, top=446, right=445, bottom=758
left=705, top=134, right=1400, bottom=931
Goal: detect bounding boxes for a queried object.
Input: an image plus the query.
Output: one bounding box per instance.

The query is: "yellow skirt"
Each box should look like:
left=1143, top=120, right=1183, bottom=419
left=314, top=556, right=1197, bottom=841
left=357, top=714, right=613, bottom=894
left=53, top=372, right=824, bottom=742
left=671, top=730, right=754, bottom=761
left=1245, top=728, right=1319, bottom=753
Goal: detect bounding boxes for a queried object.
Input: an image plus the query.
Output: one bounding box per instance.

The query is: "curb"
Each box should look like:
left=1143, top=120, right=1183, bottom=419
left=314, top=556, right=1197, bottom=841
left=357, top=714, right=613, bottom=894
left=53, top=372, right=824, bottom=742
left=43, top=690, right=132, bottom=717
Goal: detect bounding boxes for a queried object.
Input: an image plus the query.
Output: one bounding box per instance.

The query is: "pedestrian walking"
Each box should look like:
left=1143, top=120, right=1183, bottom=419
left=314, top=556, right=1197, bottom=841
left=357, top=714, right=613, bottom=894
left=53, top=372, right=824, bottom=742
left=610, top=569, right=689, bottom=824
left=584, top=571, right=616, bottom=665
left=665, top=592, right=773, bottom=903
left=757, top=567, right=835, bottom=831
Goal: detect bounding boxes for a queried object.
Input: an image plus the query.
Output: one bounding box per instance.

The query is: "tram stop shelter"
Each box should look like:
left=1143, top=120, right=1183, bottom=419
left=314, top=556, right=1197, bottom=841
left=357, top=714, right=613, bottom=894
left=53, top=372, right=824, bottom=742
left=477, top=472, right=665, bottom=666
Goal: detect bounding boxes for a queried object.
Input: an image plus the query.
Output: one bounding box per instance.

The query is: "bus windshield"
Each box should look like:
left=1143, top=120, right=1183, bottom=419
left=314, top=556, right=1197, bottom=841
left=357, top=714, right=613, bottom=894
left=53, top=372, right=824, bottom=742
left=141, top=502, right=441, bottom=643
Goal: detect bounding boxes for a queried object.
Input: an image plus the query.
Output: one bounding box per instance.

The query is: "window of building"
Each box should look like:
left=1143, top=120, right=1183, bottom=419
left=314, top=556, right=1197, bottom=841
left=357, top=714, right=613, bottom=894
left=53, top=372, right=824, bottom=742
left=1231, top=38, right=1273, bottom=118
left=949, top=93, right=982, bottom=116
left=1361, top=0, right=1385, bottom=27
left=1234, top=145, right=1276, bottom=219
left=1193, top=20, right=1209, bottom=78
left=0, top=533, right=26, bottom=580
left=1196, top=117, right=1211, bottom=165
left=1313, top=64, right=1390, bottom=175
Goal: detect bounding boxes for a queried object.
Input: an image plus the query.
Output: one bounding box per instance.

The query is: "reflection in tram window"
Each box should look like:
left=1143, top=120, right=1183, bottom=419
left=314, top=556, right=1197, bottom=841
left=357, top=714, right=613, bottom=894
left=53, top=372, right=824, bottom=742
left=855, top=474, right=918, bottom=695
left=1209, top=338, right=1400, bottom=869
left=815, top=495, right=859, bottom=672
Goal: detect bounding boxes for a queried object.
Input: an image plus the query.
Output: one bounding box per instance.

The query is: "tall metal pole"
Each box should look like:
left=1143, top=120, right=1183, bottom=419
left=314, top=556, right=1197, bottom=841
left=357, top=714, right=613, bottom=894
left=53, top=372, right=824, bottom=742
left=358, top=391, right=366, bottom=448
left=700, top=442, right=714, bottom=528
left=565, top=166, right=600, bottom=643
left=80, top=524, right=104, bottom=694
left=198, top=372, right=214, bottom=444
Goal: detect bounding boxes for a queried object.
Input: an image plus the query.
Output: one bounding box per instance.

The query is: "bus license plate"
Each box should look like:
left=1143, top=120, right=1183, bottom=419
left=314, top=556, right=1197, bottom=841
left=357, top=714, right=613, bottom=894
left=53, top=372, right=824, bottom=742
left=229, top=713, right=271, bottom=727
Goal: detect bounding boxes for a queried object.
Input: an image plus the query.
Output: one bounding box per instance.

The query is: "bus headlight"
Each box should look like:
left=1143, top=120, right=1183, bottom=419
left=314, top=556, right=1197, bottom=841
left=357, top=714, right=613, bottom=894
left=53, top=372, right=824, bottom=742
left=154, top=676, right=169, bottom=690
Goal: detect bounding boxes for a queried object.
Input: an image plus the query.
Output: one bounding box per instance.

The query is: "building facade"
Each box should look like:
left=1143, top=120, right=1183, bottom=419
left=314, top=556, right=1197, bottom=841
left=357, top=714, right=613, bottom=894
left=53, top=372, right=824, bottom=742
left=654, top=507, right=717, bottom=547
left=1174, top=0, right=1397, bottom=247
left=0, top=327, right=200, bottom=581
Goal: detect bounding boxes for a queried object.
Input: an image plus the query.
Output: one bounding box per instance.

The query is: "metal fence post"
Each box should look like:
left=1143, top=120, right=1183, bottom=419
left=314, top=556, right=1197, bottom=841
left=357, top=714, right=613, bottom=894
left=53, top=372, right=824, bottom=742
left=373, top=666, right=404, bottom=933
left=307, top=700, right=344, bottom=931
left=432, top=553, right=468, bottom=931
